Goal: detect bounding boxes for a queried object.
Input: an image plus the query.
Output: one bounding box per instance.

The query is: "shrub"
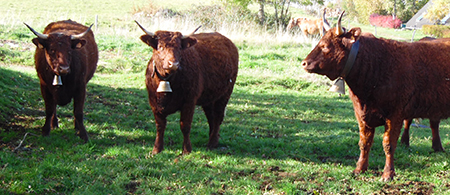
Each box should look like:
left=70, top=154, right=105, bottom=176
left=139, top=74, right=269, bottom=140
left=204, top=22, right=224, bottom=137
left=369, top=14, right=402, bottom=28
left=422, top=25, right=450, bottom=38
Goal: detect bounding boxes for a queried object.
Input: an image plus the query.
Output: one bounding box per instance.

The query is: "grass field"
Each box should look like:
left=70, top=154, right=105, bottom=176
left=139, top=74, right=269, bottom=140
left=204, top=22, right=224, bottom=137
left=1, top=0, right=450, bottom=194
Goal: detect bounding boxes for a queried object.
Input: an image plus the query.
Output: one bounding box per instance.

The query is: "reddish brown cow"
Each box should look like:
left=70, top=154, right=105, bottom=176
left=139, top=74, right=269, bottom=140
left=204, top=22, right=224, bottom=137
left=135, top=21, right=239, bottom=155
left=25, top=20, right=98, bottom=142
left=301, top=12, right=450, bottom=180
left=400, top=37, right=450, bottom=151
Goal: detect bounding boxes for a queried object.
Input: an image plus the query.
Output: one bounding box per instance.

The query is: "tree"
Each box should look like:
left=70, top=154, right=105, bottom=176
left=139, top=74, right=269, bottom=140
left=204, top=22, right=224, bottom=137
left=424, top=0, right=450, bottom=23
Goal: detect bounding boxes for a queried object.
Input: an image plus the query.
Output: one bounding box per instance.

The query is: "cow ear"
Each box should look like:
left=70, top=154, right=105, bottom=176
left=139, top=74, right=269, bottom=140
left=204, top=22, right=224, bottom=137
left=349, top=27, right=362, bottom=41
left=140, top=35, right=158, bottom=49
left=181, top=37, right=197, bottom=49
left=71, top=39, right=87, bottom=49
left=32, top=38, right=45, bottom=49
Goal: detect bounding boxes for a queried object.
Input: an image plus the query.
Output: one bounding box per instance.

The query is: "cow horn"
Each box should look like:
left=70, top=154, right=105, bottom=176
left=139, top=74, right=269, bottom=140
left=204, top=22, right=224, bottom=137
left=24, top=23, right=48, bottom=39
left=182, top=25, right=202, bottom=39
left=322, top=8, right=331, bottom=31
left=134, top=20, right=155, bottom=37
left=335, top=11, right=345, bottom=36
left=71, top=24, right=93, bottom=40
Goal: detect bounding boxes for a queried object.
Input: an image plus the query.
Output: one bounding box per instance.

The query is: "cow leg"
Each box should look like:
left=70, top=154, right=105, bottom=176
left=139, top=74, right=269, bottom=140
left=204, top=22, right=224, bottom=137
left=353, top=125, right=375, bottom=175
left=203, top=97, right=229, bottom=149
left=41, top=85, right=57, bottom=136
left=73, top=87, right=89, bottom=142
left=152, top=114, right=167, bottom=155
left=381, top=118, right=402, bottom=181
left=180, top=105, right=195, bottom=155
left=400, top=119, right=412, bottom=147
left=429, top=119, right=444, bottom=152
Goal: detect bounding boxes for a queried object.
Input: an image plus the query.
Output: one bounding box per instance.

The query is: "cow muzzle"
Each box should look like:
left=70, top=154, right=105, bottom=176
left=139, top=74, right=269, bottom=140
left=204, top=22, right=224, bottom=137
left=167, top=61, right=179, bottom=71
left=58, top=66, right=70, bottom=75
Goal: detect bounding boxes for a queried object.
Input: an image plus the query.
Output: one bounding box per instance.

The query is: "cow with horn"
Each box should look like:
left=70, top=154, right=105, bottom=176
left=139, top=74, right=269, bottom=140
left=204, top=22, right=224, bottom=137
left=135, top=21, right=239, bottom=155
left=302, top=11, right=450, bottom=180
left=24, top=20, right=98, bottom=142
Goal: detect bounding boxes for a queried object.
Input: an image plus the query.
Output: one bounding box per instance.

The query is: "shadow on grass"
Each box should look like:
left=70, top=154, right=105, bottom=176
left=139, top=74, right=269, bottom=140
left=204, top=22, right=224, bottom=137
left=1, top=65, right=449, bottom=177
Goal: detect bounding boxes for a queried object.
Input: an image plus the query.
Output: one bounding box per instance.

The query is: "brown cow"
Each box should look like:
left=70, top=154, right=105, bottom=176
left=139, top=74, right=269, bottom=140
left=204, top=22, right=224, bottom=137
left=287, top=17, right=325, bottom=38
left=25, top=20, right=98, bottom=142
left=301, top=11, right=450, bottom=180
left=135, top=21, right=239, bottom=155
left=400, top=37, right=450, bottom=151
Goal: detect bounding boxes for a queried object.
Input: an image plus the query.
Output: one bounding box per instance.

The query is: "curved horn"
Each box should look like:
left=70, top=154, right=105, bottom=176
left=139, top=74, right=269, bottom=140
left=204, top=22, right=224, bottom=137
left=182, top=25, right=202, bottom=39
left=322, top=8, right=331, bottom=31
left=71, top=24, right=93, bottom=40
left=24, top=22, right=48, bottom=39
left=335, top=11, right=345, bottom=36
left=134, top=20, right=155, bottom=37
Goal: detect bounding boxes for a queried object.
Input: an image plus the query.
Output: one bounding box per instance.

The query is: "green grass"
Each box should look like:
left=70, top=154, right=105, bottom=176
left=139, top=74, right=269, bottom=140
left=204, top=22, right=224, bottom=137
left=1, top=0, right=449, bottom=194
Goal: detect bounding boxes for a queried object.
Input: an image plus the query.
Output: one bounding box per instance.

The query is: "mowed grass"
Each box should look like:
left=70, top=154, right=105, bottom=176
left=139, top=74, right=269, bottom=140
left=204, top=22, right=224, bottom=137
left=1, top=0, right=450, bottom=194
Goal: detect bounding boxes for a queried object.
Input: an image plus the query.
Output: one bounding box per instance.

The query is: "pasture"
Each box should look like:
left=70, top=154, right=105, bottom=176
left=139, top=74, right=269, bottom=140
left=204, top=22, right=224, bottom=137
left=1, top=0, right=450, bottom=194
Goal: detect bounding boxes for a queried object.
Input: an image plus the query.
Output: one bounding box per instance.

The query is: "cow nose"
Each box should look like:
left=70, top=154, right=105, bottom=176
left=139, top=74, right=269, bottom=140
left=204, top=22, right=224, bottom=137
left=59, top=66, right=70, bottom=74
left=167, top=61, right=179, bottom=70
left=301, top=61, right=308, bottom=67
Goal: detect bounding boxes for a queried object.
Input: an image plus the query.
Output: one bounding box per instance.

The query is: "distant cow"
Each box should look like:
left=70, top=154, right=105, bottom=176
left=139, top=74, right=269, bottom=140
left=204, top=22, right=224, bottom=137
left=287, top=17, right=324, bottom=37
left=135, top=21, right=239, bottom=155
left=301, top=11, right=450, bottom=180
left=25, top=20, right=98, bottom=142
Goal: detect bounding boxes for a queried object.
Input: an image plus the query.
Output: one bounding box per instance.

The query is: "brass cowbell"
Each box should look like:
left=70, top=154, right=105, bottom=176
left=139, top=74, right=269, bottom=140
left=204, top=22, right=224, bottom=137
left=52, top=75, right=63, bottom=86
left=156, top=81, right=173, bottom=92
left=329, top=77, right=345, bottom=95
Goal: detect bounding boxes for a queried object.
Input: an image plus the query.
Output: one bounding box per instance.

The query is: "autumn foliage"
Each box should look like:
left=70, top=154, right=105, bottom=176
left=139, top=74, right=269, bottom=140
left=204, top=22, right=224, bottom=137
left=369, top=14, right=402, bottom=29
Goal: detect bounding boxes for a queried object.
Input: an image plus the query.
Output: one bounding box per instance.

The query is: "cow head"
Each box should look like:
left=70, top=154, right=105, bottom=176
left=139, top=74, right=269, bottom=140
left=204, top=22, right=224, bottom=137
left=135, top=21, right=200, bottom=78
left=286, top=18, right=298, bottom=31
left=301, top=11, right=362, bottom=80
left=24, top=23, right=92, bottom=76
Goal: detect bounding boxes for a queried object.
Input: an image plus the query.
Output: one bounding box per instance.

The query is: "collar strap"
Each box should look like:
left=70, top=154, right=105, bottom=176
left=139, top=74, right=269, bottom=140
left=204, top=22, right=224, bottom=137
left=341, top=39, right=360, bottom=79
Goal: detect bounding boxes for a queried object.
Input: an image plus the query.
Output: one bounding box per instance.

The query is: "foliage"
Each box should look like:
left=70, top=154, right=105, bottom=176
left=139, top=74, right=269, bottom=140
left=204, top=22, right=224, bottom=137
left=340, top=0, right=384, bottom=24
left=341, top=0, right=429, bottom=24
left=422, top=24, right=450, bottom=38
left=383, top=0, right=429, bottom=23
left=424, top=0, right=450, bottom=24
left=183, top=4, right=256, bottom=30
left=369, top=14, right=402, bottom=29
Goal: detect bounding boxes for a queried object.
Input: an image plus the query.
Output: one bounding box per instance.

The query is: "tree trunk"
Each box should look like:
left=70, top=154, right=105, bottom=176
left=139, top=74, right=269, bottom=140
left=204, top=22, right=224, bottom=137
left=258, top=0, right=265, bottom=25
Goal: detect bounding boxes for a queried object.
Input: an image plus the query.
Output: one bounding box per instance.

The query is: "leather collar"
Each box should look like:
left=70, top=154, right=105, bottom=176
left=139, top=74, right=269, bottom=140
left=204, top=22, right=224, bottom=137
left=341, top=39, right=360, bottom=79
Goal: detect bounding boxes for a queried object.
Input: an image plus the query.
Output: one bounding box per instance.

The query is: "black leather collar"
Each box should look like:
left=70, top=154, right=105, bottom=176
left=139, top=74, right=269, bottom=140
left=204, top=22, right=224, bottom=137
left=341, top=39, right=360, bottom=79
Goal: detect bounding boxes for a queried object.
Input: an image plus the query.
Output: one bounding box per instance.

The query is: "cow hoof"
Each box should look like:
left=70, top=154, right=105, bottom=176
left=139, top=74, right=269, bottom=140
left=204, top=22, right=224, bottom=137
left=152, top=147, right=162, bottom=155
left=182, top=150, right=191, bottom=155
left=76, top=131, right=89, bottom=143
left=381, top=172, right=395, bottom=181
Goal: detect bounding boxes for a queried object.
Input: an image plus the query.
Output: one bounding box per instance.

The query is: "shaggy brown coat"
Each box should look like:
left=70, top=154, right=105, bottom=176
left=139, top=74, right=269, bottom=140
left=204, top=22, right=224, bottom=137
left=138, top=27, right=239, bottom=155
left=301, top=19, right=450, bottom=180
left=28, top=20, right=98, bottom=142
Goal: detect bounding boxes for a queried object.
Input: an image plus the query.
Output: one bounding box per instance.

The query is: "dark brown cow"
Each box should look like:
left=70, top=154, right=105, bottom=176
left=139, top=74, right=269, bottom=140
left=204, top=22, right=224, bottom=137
left=135, top=21, right=239, bottom=155
left=400, top=37, right=450, bottom=151
left=301, top=11, right=450, bottom=180
left=25, top=20, right=98, bottom=142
